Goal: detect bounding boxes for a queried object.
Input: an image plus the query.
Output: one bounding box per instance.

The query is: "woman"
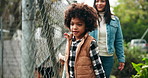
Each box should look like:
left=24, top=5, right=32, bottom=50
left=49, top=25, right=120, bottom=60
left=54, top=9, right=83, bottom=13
left=89, top=0, right=125, bottom=78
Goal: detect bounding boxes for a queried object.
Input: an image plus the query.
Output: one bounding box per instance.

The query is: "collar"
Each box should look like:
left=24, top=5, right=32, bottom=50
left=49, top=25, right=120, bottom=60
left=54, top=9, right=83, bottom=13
left=69, top=33, right=89, bottom=41
left=99, top=12, right=105, bottom=16
left=111, top=15, right=116, bottom=20
left=99, top=12, right=116, bottom=21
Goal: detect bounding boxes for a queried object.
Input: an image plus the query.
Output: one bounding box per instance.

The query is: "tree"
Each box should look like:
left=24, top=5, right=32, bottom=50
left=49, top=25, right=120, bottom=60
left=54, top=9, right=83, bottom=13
left=113, top=0, right=148, bottom=42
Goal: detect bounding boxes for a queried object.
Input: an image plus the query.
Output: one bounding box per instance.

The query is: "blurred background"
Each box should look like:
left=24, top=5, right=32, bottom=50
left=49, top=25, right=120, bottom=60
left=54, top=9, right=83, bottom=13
left=0, top=0, right=147, bottom=78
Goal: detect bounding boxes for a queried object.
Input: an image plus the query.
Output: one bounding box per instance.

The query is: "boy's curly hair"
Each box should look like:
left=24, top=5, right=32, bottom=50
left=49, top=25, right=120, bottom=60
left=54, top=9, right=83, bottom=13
left=64, top=3, right=98, bottom=32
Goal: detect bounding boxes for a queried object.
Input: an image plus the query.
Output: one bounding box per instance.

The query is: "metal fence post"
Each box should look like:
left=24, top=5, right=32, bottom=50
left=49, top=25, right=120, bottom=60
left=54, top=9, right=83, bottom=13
left=22, top=0, right=35, bottom=78
left=0, top=16, right=3, bottom=78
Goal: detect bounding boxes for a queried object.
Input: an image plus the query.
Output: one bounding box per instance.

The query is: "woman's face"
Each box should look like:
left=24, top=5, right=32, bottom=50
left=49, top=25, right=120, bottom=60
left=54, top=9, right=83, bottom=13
left=95, top=0, right=106, bottom=12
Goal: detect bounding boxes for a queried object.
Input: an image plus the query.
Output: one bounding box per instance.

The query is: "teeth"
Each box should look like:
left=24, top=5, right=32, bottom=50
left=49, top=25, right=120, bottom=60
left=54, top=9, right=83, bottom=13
left=73, top=31, right=78, bottom=34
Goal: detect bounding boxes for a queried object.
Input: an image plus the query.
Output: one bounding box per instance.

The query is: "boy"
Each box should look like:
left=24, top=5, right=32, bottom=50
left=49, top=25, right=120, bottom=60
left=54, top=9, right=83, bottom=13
left=63, top=3, right=106, bottom=78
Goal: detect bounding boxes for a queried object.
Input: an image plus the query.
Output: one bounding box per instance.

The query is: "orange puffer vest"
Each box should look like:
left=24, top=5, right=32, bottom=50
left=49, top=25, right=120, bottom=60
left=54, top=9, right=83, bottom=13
left=65, top=33, right=96, bottom=78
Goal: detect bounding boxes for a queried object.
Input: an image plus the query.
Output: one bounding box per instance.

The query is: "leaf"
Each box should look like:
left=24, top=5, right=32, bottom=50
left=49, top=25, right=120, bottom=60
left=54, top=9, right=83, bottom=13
left=142, top=58, right=148, bottom=65
left=132, top=62, right=141, bottom=74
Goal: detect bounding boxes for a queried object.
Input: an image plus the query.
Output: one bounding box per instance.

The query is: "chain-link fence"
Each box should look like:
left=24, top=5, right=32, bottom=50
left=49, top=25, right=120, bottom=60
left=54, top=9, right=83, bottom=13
left=0, top=0, right=77, bottom=78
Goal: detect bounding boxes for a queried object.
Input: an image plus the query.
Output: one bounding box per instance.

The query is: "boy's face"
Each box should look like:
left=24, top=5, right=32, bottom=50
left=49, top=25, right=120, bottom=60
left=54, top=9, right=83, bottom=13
left=70, top=18, right=86, bottom=40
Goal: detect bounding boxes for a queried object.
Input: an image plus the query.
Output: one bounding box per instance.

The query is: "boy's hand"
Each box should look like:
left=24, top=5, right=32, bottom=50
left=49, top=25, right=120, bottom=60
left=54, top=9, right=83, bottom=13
left=118, top=62, right=125, bottom=71
left=58, top=53, right=65, bottom=65
left=64, top=33, right=70, bottom=39
left=59, top=59, right=65, bottom=65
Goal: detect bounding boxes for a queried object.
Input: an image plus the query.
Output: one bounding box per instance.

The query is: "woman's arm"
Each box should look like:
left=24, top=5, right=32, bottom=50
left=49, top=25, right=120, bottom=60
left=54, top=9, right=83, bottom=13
left=114, top=16, right=125, bottom=63
left=114, top=16, right=125, bottom=71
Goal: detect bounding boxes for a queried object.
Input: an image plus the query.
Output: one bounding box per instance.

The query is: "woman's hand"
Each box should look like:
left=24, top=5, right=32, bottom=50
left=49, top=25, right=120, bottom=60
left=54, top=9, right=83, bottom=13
left=118, top=62, right=125, bottom=71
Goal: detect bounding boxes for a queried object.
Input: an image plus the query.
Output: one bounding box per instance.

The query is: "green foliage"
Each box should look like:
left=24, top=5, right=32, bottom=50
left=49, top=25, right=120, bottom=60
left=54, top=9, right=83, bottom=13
left=131, top=58, right=148, bottom=78
left=111, top=42, right=148, bottom=78
left=113, top=0, right=148, bottom=42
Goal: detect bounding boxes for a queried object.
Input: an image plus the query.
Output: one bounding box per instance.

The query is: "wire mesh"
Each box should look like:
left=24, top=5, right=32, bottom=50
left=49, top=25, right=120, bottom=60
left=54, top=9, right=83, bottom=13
left=0, top=0, right=77, bottom=78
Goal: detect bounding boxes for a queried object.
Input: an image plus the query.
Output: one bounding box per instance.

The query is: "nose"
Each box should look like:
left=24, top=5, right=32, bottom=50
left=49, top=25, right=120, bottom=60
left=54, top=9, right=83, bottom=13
left=73, top=24, right=77, bottom=30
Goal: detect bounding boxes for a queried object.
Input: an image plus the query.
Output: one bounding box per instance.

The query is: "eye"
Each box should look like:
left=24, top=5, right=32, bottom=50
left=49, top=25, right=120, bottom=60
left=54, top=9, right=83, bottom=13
left=102, top=0, right=105, bottom=2
left=77, top=23, right=82, bottom=26
left=96, top=0, right=105, bottom=3
left=70, top=22, right=74, bottom=26
left=96, top=0, right=99, bottom=2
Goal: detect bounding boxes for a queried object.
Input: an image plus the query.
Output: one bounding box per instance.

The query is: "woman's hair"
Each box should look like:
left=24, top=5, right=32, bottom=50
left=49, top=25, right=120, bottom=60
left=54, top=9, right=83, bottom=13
left=94, top=0, right=112, bottom=24
left=64, top=3, right=98, bottom=32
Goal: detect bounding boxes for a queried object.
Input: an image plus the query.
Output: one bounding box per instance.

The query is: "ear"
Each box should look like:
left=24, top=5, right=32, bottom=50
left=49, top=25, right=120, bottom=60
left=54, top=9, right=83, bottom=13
left=85, top=27, right=88, bottom=29
left=85, top=27, right=89, bottom=32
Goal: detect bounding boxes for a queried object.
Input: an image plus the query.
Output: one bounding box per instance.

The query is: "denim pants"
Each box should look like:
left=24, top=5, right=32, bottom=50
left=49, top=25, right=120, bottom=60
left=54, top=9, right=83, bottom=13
left=100, top=56, right=114, bottom=78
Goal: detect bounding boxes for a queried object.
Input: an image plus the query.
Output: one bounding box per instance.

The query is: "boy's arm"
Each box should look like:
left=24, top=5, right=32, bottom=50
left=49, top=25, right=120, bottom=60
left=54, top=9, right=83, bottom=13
left=90, top=40, right=106, bottom=78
